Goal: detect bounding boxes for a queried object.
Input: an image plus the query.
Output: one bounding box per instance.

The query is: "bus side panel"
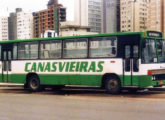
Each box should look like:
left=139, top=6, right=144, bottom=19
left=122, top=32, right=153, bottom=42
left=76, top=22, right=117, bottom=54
left=139, top=75, right=152, bottom=88
left=0, top=75, right=2, bottom=82
left=39, top=74, right=69, bottom=85
left=39, top=74, right=102, bottom=86
left=126, top=76, right=139, bottom=86
left=11, top=59, right=123, bottom=86
left=9, top=74, right=26, bottom=84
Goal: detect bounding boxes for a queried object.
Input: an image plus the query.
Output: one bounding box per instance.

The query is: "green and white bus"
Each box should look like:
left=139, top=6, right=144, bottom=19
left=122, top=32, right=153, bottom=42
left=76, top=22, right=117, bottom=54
left=0, top=31, right=165, bottom=94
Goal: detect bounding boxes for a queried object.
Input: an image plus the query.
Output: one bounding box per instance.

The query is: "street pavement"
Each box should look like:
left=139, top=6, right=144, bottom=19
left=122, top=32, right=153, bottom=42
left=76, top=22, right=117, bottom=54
left=0, top=87, right=165, bottom=120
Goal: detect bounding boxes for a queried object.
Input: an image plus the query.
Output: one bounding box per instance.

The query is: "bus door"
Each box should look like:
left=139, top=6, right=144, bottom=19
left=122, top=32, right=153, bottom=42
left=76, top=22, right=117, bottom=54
left=124, top=44, right=139, bottom=86
left=2, top=44, right=12, bottom=82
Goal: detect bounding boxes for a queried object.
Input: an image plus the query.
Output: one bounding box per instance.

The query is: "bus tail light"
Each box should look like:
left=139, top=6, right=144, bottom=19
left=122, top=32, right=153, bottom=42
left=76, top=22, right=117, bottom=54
left=148, top=70, right=152, bottom=75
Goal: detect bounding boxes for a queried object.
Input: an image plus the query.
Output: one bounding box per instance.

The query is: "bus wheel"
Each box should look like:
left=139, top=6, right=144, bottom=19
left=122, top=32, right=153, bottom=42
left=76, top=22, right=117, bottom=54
left=27, top=75, right=42, bottom=92
left=105, top=77, right=121, bottom=94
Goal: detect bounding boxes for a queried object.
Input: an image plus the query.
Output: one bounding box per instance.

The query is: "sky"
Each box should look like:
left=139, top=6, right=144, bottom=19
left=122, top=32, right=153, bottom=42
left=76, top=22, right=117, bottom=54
left=0, top=0, right=74, bottom=21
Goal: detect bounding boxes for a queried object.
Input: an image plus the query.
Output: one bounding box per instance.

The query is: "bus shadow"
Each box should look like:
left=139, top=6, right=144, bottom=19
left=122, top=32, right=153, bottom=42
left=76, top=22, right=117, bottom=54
left=1, top=87, right=165, bottom=98
left=0, top=87, right=30, bottom=94
left=43, top=87, right=165, bottom=99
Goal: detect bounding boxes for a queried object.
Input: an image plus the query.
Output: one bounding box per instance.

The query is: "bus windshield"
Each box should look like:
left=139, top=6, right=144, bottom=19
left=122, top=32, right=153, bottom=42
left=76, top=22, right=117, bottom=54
left=142, top=39, right=165, bottom=63
left=157, top=40, right=165, bottom=63
left=142, top=39, right=157, bottom=63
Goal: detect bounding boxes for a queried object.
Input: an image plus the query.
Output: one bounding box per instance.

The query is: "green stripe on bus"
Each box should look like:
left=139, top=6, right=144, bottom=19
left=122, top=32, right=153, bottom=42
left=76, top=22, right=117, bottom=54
left=0, top=74, right=155, bottom=88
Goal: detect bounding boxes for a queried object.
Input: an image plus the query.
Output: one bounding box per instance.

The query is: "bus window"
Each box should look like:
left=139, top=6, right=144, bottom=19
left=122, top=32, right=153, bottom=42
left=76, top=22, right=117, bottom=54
left=63, top=38, right=87, bottom=58
left=3, top=51, right=7, bottom=61
left=18, top=42, right=38, bottom=59
left=18, top=43, right=29, bottom=59
left=8, top=51, right=11, bottom=60
left=142, top=39, right=157, bottom=63
left=125, top=45, right=131, bottom=58
left=133, top=46, right=139, bottom=58
left=40, top=40, right=62, bottom=59
left=89, top=37, right=117, bottom=58
left=40, top=42, right=50, bottom=59
left=29, top=43, right=38, bottom=59
left=133, top=45, right=139, bottom=72
left=125, top=45, right=131, bottom=71
left=13, top=44, right=17, bottom=60
left=157, top=40, right=165, bottom=63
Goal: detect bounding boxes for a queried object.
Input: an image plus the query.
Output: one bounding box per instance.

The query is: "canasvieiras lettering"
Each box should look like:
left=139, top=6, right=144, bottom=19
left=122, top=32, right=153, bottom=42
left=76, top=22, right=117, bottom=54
left=25, top=61, right=104, bottom=73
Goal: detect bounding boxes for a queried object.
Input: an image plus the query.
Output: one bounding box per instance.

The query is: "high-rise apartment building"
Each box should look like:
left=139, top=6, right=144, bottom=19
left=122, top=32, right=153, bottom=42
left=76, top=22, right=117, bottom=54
left=8, top=8, right=33, bottom=40
left=120, top=0, right=165, bottom=35
left=102, top=0, right=120, bottom=33
left=0, top=17, right=8, bottom=41
left=33, top=6, right=56, bottom=38
left=148, top=0, right=161, bottom=31
left=8, top=13, right=17, bottom=40
left=120, top=0, right=150, bottom=32
left=33, top=0, right=66, bottom=38
left=148, top=0, right=165, bottom=35
left=161, top=0, right=165, bottom=34
left=17, top=9, right=33, bottom=39
left=74, top=0, right=102, bottom=33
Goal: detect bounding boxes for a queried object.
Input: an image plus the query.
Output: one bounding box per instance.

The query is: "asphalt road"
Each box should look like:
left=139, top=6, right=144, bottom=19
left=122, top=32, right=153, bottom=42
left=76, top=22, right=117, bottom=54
left=0, top=87, right=165, bottom=120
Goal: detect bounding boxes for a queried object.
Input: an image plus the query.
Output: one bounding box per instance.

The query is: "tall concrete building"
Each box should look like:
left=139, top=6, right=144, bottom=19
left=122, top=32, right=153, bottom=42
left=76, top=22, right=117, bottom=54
left=148, top=0, right=165, bottom=34
left=16, top=9, right=33, bottom=39
left=74, top=0, right=102, bottom=33
left=120, top=0, right=165, bottom=35
left=0, top=17, right=8, bottom=41
left=102, top=0, right=120, bottom=33
left=8, top=8, right=33, bottom=40
left=33, top=0, right=66, bottom=38
left=148, top=0, right=161, bottom=31
left=120, top=0, right=150, bottom=32
left=48, top=0, right=59, bottom=7
left=148, top=0, right=165, bottom=35
left=161, top=0, right=165, bottom=34
left=8, top=13, right=17, bottom=40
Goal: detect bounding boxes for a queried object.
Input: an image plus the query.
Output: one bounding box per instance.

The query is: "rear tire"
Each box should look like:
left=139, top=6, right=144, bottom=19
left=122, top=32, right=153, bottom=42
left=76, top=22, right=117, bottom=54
left=27, top=75, right=42, bottom=92
left=105, top=77, right=121, bottom=94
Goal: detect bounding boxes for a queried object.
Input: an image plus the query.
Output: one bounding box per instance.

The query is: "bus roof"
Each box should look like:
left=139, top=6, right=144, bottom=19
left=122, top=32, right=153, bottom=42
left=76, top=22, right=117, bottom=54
left=0, top=31, right=163, bottom=44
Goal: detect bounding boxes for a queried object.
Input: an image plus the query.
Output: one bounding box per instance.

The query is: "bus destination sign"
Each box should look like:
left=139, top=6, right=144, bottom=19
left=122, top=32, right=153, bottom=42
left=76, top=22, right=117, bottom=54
left=147, top=31, right=162, bottom=38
